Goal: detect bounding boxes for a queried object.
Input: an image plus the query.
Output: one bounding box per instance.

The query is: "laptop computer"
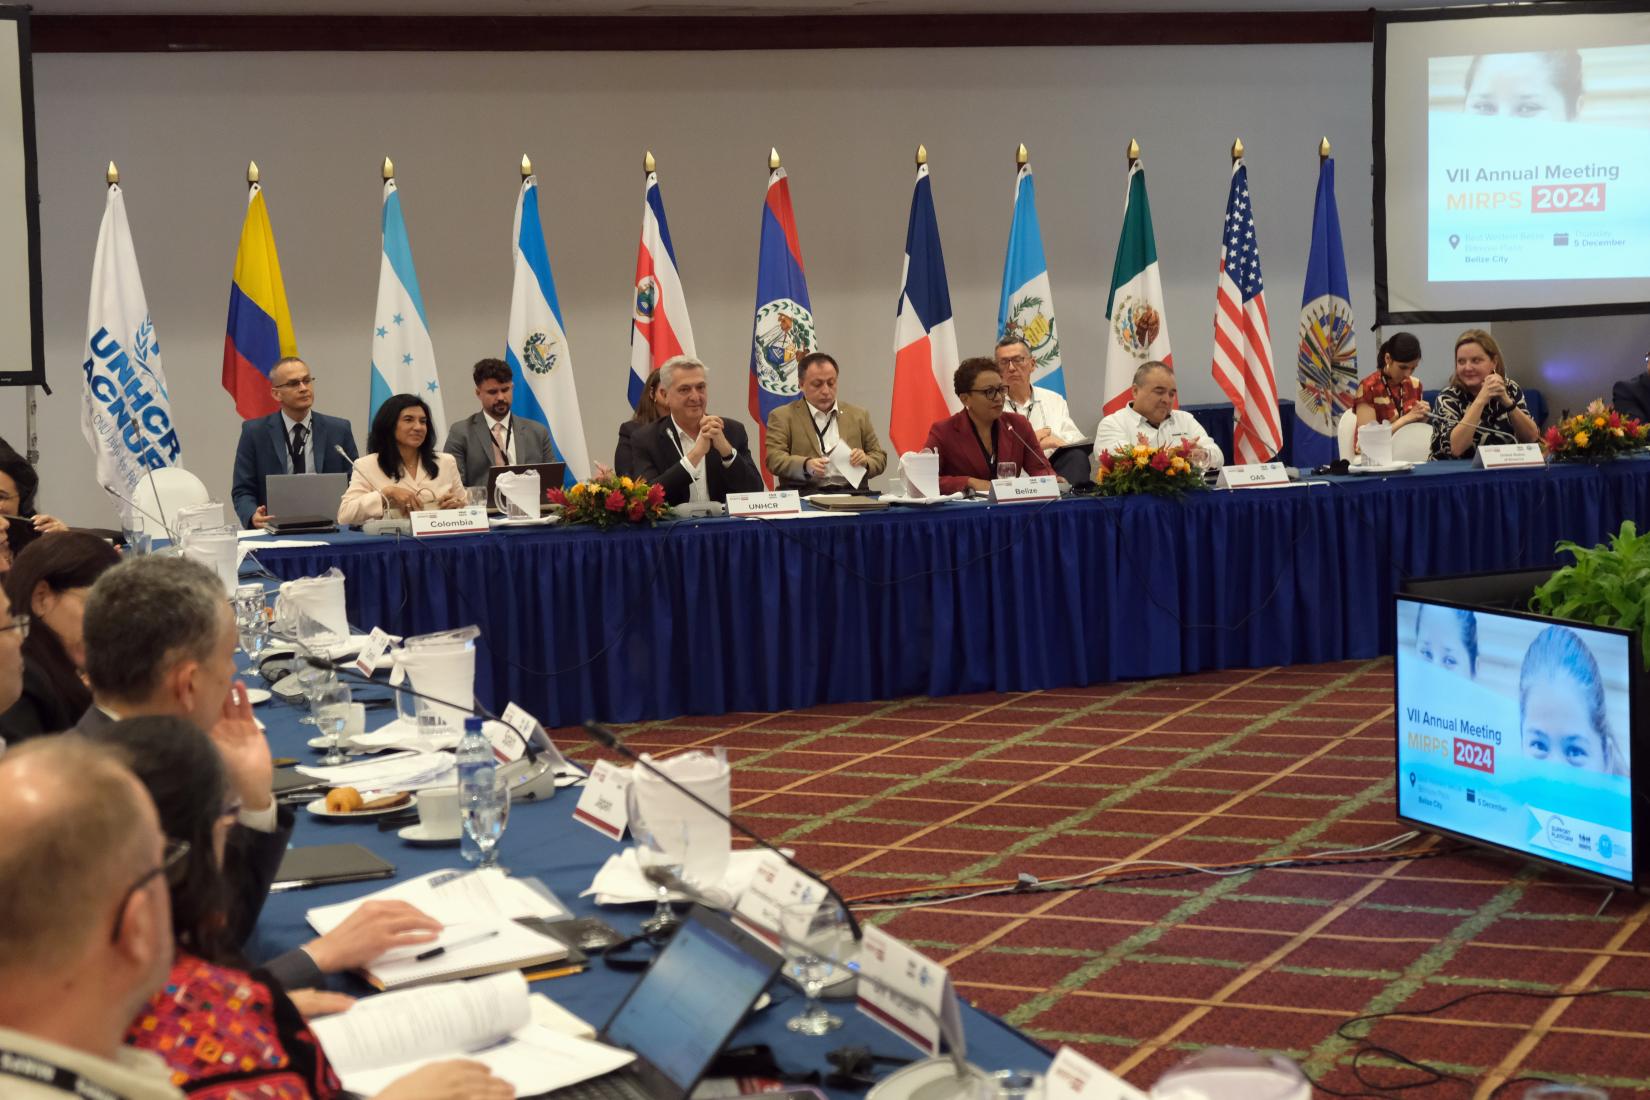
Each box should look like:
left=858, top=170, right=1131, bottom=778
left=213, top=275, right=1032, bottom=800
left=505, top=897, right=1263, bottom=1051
left=266, top=472, right=349, bottom=522
left=484, top=462, right=565, bottom=512
left=550, top=906, right=782, bottom=1100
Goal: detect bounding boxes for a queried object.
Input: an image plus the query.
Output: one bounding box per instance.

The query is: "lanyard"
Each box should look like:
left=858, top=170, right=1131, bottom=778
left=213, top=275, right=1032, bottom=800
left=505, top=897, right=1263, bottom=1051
left=811, top=408, right=838, bottom=455
left=0, top=1048, right=124, bottom=1100
left=972, top=420, right=998, bottom=473
left=1381, top=374, right=1408, bottom=413
left=491, top=416, right=514, bottom=461
left=1008, top=394, right=1038, bottom=423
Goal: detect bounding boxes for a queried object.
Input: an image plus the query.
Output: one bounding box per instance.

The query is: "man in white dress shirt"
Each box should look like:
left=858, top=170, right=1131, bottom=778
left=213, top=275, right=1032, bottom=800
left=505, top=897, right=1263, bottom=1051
left=1093, top=361, right=1224, bottom=470
left=631, top=357, right=764, bottom=506
left=995, top=336, right=1082, bottom=452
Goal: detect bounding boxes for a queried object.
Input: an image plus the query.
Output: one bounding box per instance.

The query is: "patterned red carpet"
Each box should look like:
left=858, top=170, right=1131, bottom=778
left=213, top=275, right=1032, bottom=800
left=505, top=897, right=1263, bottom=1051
left=562, top=658, right=1650, bottom=1098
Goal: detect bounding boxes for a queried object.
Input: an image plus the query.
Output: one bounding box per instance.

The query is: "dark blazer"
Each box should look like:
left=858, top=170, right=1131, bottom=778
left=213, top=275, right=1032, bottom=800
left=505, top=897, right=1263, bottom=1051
left=632, top=417, right=764, bottom=505
left=1612, top=372, right=1650, bottom=423
left=443, top=411, right=554, bottom=487
left=0, top=660, right=80, bottom=744
left=231, top=410, right=357, bottom=527
left=614, top=420, right=651, bottom=479
left=924, top=411, right=1054, bottom=495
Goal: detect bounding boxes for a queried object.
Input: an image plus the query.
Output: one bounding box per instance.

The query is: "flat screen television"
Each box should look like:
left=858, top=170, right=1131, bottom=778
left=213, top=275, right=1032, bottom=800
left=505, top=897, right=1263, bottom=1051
left=1395, top=579, right=1641, bottom=886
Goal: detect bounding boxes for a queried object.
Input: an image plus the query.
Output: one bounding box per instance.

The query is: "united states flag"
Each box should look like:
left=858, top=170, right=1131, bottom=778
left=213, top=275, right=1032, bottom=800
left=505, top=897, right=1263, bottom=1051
left=1211, top=161, right=1281, bottom=465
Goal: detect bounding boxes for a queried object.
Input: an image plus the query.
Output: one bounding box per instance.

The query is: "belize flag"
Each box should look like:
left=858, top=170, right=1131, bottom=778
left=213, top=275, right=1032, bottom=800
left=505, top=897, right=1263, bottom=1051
left=1294, top=154, right=1359, bottom=469
left=629, top=169, right=695, bottom=408
left=507, top=173, right=590, bottom=485
left=889, top=160, right=960, bottom=457
left=370, top=177, right=446, bottom=446
left=222, top=178, right=296, bottom=419
left=997, top=162, right=1065, bottom=397
left=748, top=164, right=817, bottom=488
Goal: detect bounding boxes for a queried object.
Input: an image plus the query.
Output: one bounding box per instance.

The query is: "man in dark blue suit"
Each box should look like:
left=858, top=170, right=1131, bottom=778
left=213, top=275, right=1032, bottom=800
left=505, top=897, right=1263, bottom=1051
left=1610, top=347, right=1650, bottom=423
left=231, top=356, right=358, bottom=527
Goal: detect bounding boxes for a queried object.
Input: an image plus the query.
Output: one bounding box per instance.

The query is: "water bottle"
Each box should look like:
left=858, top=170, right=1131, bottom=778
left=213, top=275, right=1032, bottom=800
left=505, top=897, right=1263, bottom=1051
left=456, top=716, right=495, bottom=865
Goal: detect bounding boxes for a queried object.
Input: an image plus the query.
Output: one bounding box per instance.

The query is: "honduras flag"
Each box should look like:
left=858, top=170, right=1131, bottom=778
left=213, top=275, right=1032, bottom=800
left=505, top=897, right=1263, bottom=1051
left=889, top=160, right=960, bottom=456
left=1295, top=155, right=1358, bottom=469
left=370, top=178, right=446, bottom=445
left=82, top=179, right=183, bottom=519
left=748, top=165, right=816, bottom=488
left=997, top=163, right=1065, bottom=397
left=629, top=170, right=695, bottom=408
left=507, top=174, right=590, bottom=485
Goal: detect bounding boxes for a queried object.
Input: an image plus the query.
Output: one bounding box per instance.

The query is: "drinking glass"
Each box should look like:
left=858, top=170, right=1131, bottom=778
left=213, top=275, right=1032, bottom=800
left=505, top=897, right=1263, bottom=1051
left=780, top=899, right=850, bottom=1035
left=627, top=785, right=688, bottom=935
left=314, top=681, right=352, bottom=766
left=232, top=585, right=269, bottom=662
left=123, top=514, right=151, bottom=556
left=465, top=485, right=488, bottom=510
left=462, top=772, right=511, bottom=871
left=996, top=462, right=1019, bottom=481
left=297, top=663, right=336, bottom=728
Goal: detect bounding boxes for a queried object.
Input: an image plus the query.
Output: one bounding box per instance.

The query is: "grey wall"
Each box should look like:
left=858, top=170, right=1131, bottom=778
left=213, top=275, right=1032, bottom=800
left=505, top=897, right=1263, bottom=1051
left=5, top=42, right=1640, bottom=525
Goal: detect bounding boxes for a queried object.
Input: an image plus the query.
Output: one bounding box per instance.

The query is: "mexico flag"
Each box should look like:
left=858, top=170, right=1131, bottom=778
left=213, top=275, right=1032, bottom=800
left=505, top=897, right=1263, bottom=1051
left=1102, top=157, right=1173, bottom=416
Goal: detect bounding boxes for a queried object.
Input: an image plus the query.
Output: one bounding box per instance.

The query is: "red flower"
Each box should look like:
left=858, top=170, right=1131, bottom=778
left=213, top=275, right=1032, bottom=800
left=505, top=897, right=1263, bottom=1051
left=1176, top=438, right=1195, bottom=455
left=627, top=500, right=646, bottom=521
left=1149, top=450, right=1171, bottom=471
left=1609, top=411, right=1623, bottom=429
left=546, top=487, right=568, bottom=506
left=646, top=483, right=666, bottom=505
left=1544, top=427, right=1565, bottom=450
left=605, top=489, right=625, bottom=512
left=1099, top=451, right=1115, bottom=471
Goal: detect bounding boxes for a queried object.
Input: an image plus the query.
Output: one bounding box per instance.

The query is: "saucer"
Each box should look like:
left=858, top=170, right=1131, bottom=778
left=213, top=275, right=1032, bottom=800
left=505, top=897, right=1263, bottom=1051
left=243, top=687, right=272, bottom=705
left=399, top=823, right=461, bottom=846
left=305, top=794, right=418, bottom=820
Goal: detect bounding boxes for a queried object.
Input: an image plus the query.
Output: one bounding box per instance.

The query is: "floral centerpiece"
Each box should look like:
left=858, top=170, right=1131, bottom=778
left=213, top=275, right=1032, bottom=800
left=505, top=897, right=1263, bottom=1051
left=548, top=474, right=670, bottom=530
left=1543, top=401, right=1650, bottom=462
left=1094, top=437, right=1206, bottom=498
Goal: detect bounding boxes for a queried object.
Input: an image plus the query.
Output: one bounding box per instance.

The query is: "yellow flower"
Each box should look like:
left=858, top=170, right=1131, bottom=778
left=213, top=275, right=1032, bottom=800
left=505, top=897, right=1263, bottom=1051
left=1594, top=417, right=1607, bottom=429
left=620, top=476, right=635, bottom=491
left=1135, top=456, right=1148, bottom=468
left=1574, top=430, right=1591, bottom=447
left=1613, top=427, right=1624, bottom=438
left=570, top=483, right=586, bottom=499
left=1170, top=457, right=1187, bottom=471
left=1132, top=446, right=1148, bottom=460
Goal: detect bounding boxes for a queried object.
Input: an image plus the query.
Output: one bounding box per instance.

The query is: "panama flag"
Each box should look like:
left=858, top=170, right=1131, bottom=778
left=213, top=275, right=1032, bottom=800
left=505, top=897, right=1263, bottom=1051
left=82, top=179, right=183, bottom=516
left=370, top=177, right=446, bottom=446
left=997, top=162, right=1065, bottom=397
left=889, top=161, right=961, bottom=456
left=507, top=173, right=591, bottom=486
left=223, top=178, right=297, bottom=419
left=749, top=164, right=817, bottom=488
left=1102, top=158, right=1172, bottom=416
left=1294, top=154, right=1358, bottom=469
left=628, top=169, right=695, bottom=407
left=1211, top=157, right=1283, bottom=465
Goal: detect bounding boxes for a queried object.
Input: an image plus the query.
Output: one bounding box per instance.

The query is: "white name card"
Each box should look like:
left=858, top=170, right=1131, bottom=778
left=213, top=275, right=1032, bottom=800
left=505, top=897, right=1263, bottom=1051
left=1216, top=462, right=1290, bottom=489
left=353, top=627, right=392, bottom=677
left=410, top=505, right=489, bottom=537
left=989, top=475, right=1059, bottom=503
left=498, top=701, right=575, bottom=772
left=1046, top=1047, right=1150, bottom=1100
left=1475, top=443, right=1546, bottom=469
left=572, top=759, right=631, bottom=840
left=727, top=490, right=803, bottom=517
left=855, top=926, right=965, bottom=1058
left=733, top=852, right=828, bottom=948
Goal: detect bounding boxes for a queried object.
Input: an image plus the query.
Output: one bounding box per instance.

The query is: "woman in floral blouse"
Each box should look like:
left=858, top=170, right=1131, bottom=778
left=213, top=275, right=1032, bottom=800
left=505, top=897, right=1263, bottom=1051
left=1429, top=329, right=1542, bottom=459
left=1351, top=331, right=1431, bottom=453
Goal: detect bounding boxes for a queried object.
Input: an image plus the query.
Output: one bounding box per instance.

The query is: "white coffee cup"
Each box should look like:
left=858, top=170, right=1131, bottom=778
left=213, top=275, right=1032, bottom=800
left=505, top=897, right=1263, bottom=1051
left=414, top=785, right=461, bottom=838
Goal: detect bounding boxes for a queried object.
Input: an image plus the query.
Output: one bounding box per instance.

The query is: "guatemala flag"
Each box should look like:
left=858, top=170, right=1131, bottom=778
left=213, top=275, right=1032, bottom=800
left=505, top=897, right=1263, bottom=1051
left=748, top=165, right=816, bottom=488
left=507, top=174, right=590, bottom=485
left=629, top=169, right=695, bottom=408
left=370, top=178, right=446, bottom=446
left=997, top=162, right=1065, bottom=397
left=1295, top=154, right=1358, bottom=469
left=82, top=179, right=183, bottom=519
left=222, top=179, right=296, bottom=419
left=889, top=160, right=961, bottom=457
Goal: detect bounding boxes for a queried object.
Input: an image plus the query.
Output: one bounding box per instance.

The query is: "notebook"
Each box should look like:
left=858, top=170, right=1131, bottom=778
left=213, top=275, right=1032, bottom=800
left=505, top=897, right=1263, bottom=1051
left=273, top=844, right=395, bottom=889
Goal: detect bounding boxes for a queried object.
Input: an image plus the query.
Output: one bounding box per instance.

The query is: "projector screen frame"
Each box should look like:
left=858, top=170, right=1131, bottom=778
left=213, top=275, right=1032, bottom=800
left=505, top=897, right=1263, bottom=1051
left=0, top=5, right=41, bottom=390
left=1373, top=0, right=1650, bottom=326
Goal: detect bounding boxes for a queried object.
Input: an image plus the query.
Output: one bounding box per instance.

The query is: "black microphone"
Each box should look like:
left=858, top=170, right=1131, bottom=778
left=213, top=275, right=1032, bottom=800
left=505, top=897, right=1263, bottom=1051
left=582, top=720, right=862, bottom=940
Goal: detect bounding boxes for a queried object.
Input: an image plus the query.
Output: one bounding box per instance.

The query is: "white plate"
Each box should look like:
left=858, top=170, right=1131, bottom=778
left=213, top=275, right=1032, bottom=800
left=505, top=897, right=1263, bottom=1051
left=398, top=823, right=462, bottom=845
left=304, top=793, right=418, bottom=820
left=868, top=1057, right=992, bottom=1100
left=243, top=687, right=272, bottom=705
left=306, top=735, right=369, bottom=753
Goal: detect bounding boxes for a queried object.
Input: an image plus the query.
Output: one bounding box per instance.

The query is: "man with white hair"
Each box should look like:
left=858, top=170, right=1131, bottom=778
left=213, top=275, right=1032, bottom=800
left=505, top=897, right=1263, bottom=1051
left=632, top=356, right=764, bottom=505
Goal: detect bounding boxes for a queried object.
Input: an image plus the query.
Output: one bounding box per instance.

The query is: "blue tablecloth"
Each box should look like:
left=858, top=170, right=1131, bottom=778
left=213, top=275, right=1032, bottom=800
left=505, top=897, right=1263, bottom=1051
left=248, top=698, right=1051, bottom=1094
left=248, top=457, right=1650, bottom=728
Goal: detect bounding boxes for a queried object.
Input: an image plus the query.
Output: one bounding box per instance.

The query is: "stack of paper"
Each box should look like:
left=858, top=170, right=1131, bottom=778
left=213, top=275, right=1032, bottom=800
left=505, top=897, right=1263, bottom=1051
left=295, top=751, right=454, bottom=792
left=582, top=847, right=779, bottom=907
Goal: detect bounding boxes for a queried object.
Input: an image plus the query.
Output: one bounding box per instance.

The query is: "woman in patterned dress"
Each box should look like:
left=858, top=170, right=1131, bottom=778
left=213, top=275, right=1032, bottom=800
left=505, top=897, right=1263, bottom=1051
left=1429, top=329, right=1542, bottom=460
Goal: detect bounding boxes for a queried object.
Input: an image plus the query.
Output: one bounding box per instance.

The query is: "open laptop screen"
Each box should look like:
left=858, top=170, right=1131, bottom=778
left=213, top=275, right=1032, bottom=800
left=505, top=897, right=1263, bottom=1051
left=602, top=908, right=781, bottom=1097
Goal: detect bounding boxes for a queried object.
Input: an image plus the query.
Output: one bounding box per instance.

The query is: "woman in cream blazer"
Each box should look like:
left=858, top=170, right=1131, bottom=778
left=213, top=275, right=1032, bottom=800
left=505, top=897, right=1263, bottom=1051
left=337, top=394, right=467, bottom=524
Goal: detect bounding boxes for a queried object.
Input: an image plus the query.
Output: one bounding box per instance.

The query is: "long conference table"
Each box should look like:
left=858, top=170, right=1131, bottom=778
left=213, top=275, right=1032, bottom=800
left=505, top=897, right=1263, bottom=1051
left=247, top=457, right=1650, bottom=729
left=247, top=692, right=1052, bottom=1093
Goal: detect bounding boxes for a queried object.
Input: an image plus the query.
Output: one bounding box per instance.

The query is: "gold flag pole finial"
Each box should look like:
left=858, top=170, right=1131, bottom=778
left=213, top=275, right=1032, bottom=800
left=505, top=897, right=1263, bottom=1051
left=106, top=161, right=120, bottom=186
left=520, top=154, right=532, bottom=178
left=382, top=156, right=394, bottom=181
left=644, top=150, right=656, bottom=174
left=1127, top=138, right=1141, bottom=164
left=247, top=160, right=260, bottom=185
left=915, top=144, right=927, bottom=167
left=1016, top=143, right=1028, bottom=167
left=769, top=147, right=781, bottom=170
left=1319, top=136, right=1331, bottom=161
left=1231, top=137, right=1244, bottom=162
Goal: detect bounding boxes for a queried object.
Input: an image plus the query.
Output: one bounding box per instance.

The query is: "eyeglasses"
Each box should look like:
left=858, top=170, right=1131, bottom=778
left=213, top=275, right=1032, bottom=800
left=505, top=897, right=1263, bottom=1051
left=0, top=614, right=29, bottom=641
left=996, top=355, right=1031, bottom=367
left=273, top=376, right=316, bottom=391
left=968, top=386, right=1009, bottom=400
left=109, top=837, right=190, bottom=944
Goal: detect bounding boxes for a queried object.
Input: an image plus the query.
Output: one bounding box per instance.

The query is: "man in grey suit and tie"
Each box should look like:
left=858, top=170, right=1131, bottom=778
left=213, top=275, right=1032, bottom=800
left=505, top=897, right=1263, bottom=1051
left=445, top=358, right=555, bottom=487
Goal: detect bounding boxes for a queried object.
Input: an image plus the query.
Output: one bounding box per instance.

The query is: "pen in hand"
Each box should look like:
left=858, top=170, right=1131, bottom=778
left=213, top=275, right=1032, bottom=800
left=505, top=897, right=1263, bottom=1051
left=415, top=928, right=500, bottom=962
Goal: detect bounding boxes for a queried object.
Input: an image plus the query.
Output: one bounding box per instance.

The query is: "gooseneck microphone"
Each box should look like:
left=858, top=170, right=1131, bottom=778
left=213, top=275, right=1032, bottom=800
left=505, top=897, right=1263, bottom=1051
left=102, top=483, right=177, bottom=544
left=581, top=720, right=862, bottom=939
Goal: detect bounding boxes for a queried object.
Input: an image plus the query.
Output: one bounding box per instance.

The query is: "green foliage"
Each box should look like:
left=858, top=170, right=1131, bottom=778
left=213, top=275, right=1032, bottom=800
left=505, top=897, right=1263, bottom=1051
left=1530, top=520, right=1650, bottom=670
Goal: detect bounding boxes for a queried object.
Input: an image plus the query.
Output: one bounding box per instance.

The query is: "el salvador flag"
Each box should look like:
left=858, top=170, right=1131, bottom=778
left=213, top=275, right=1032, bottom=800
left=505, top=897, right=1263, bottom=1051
left=370, top=178, right=446, bottom=445
left=507, top=175, right=591, bottom=485
left=749, top=166, right=816, bottom=488
left=1294, top=155, right=1359, bottom=469
left=997, top=163, right=1066, bottom=397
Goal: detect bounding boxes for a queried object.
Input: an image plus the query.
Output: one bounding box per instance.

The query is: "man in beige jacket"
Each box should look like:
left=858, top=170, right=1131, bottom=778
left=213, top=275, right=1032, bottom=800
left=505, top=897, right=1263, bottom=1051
left=764, top=352, right=888, bottom=492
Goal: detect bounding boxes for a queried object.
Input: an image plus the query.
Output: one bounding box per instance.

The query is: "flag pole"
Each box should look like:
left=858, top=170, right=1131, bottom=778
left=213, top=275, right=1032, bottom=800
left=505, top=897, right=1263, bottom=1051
left=520, top=154, right=532, bottom=179
left=915, top=144, right=927, bottom=167
left=769, top=147, right=781, bottom=171
left=1015, top=143, right=1027, bottom=169
left=1231, top=138, right=1244, bottom=162
left=1319, top=136, right=1331, bottom=163
left=247, top=160, right=259, bottom=185
left=1127, top=138, right=1140, bottom=167
left=644, top=150, right=656, bottom=174
left=382, top=155, right=394, bottom=181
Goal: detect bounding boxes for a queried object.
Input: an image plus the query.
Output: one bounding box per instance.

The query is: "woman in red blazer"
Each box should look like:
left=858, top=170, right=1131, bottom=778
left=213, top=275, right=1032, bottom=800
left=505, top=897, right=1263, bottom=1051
left=924, top=358, right=1055, bottom=495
